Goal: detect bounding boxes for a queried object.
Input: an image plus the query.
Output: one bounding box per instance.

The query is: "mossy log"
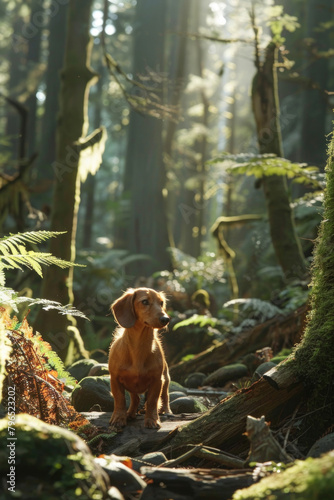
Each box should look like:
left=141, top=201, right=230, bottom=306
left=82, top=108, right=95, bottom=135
left=169, top=305, right=308, bottom=384
left=162, top=362, right=304, bottom=456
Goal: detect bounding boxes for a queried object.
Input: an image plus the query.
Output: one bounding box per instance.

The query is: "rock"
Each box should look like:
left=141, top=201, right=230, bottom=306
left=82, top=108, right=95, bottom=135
left=169, top=391, right=187, bottom=402
left=307, top=433, right=334, bottom=458
left=72, top=376, right=114, bottom=412
left=90, top=349, right=109, bottom=363
left=253, top=361, right=277, bottom=380
left=184, top=372, right=206, bottom=388
left=0, top=414, right=109, bottom=499
left=132, top=452, right=167, bottom=471
left=169, top=381, right=187, bottom=393
left=170, top=396, right=207, bottom=414
left=204, top=363, right=248, bottom=387
left=95, top=455, right=146, bottom=495
left=68, top=358, right=98, bottom=382
left=89, top=363, right=109, bottom=377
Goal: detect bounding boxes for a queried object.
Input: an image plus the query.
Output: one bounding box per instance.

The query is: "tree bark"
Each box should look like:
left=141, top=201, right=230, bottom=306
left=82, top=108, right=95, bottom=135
left=34, top=0, right=68, bottom=210
left=252, top=43, right=307, bottom=281
left=34, top=0, right=97, bottom=363
left=124, top=0, right=171, bottom=277
left=299, top=0, right=331, bottom=168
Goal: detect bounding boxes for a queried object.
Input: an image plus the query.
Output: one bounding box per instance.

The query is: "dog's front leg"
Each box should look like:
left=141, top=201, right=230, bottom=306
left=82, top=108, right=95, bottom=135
left=145, top=380, right=163, bottom=428
left=109, top=377, right=127, bottom=428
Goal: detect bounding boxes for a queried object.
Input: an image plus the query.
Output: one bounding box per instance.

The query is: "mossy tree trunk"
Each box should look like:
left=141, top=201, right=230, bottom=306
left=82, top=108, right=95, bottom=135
left=34, top=0, right=97, bottom=363
left=252, top=43, right=307, bottom=281
left=293, top=127, right=334, bottom=434
left=165, top=125, right=334, bottom=453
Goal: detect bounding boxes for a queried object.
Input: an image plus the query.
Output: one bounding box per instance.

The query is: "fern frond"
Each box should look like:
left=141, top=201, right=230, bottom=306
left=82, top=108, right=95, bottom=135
left=0, top=252, right=84, bottom=278
left=173, top=314, right=219, bottom=330
left=0, top=287, right=88, bottom=319
left=0, top=230, right=85, bottom=278
left=0, top=231, right=66, bottom=254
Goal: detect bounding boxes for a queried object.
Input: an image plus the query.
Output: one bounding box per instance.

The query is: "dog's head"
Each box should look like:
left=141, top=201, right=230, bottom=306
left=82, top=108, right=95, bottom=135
left=111, top=288, right=170, bottom=329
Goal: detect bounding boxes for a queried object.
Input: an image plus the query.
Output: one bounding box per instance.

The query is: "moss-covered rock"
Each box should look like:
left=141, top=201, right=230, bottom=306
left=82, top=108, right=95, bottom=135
left=170, top=396, right=207, bottom=414
left=253, top=361, right=277, bottom=380
left=169, top=381, right=187, bottom=393
left=233, top=452, right=334, bottom=499
left=0, top=413, right=109, bottom=499
left=169, top=391, right=188, bottom=402
left=184, top=372, right=206, bottom=388
left=68, top=358, right=99, bottom=382
left=88, top=363, right=109, bottom=377
left=71, top=376, right=114, bottom=412
left=204, top=363, right=248, bottom=387
left=307, top=433, right=334, bottom=458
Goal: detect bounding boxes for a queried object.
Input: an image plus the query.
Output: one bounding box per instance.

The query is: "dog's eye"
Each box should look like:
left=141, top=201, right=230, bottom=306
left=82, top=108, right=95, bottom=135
left=142, top=299, right=149, bottom=306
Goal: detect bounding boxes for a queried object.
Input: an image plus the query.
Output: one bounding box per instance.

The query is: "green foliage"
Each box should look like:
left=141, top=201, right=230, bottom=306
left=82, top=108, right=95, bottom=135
left=173, top=314, right=219, bottom=330
left=156, top=248, right=226, bottom=297
left=209, top=153, right=323, bottom=188
left=276, top=284, right=310, bottom=312
left=266, top=5, right=300, bottom=44
left=223, top=298, right=283, bottom=332
left=34, top=337, right=77, bottom=388
left=0, top=231, right=84, bottom=284
left=0, top=231, right=87, bottom=318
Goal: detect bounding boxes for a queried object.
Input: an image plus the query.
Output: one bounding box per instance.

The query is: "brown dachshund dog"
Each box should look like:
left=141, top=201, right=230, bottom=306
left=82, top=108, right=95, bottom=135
left=108, top=288, right=172, bottom=429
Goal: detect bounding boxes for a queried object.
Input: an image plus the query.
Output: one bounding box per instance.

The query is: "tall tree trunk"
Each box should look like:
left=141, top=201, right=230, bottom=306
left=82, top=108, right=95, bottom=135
left=252, top=43, right=307, bottom=281
left=33, top=0, right=68, bottom=211
left=34, top=0, right=97, bottom=363
left=25, top=0, right=44, bottom=158
left=125, top=0, right=171, bottom=277
left=82, top=74, right=103, bottom=249
left=178, top=0, right=204, bottom=257
left=6, top=16, right=28, bottom=161
left=164, top=0, right=190, bottom=249
left=299, top=0, right=331, bottom=168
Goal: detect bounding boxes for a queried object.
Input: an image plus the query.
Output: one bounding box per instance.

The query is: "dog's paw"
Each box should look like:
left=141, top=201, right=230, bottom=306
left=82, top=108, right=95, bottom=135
left=144, top=417, right=161, bottom=429
left=126, top=410, right=137, bottom=420
left=109, top=413, right=127, bottom=429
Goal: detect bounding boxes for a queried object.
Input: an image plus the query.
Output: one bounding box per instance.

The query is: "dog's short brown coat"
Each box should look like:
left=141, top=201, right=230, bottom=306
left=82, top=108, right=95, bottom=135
left=108, top=287, right=171, bottom=429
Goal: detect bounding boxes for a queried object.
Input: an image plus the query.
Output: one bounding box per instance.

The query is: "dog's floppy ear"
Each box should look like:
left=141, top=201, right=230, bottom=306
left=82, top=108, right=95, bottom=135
left=111, top=289, right=136, bottom=328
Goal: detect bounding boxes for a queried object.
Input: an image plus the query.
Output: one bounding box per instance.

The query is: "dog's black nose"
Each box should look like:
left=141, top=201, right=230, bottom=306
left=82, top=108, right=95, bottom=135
left=160, top=315, right=170, bottom=326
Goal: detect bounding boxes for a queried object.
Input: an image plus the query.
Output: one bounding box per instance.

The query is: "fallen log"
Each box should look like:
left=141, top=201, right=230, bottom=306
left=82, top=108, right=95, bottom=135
left=160, top=361, right=305, bottom=457
left=169, top=305, right=308, bottom=384
left=140, top=466, right=256, bottom=500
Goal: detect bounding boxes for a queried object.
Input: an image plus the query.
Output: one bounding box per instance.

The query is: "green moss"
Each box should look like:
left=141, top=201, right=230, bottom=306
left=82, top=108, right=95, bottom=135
left=0, top=414, right=109, bottom=499
left=233, top=451, right=334, bottom=499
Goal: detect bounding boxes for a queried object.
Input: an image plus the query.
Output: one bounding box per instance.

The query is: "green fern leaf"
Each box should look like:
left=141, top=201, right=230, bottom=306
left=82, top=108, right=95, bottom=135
left=0, top=231, right=66, bottom=255
left=173, top=314, right=219, bottom=330
left=0, top=232, right=85, bottom=278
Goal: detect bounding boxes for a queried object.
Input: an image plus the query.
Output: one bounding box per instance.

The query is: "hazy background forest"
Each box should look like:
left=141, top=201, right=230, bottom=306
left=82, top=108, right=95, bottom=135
left=0, top=0, right=333, bottom=357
